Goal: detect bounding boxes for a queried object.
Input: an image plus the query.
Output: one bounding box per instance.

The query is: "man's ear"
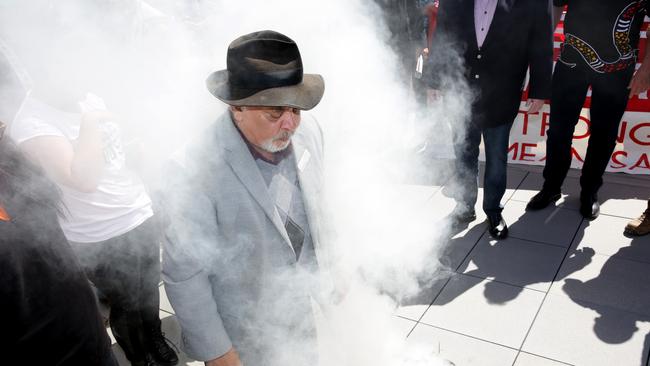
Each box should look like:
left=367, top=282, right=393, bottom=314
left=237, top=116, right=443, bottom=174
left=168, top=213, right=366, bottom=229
left=230, top=106, right=244, bottom=123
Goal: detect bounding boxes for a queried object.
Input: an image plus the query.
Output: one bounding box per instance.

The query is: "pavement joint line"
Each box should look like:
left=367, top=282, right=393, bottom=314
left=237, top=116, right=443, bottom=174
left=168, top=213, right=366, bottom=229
left=455, top=272, right=548, bottom=294
left=590, top=250, right=650, bottom=269
left=512, top=214, right=586, bottom=365
left=515, top=351, right=576, bottom=366
left=505, top=170, right=530, bottom=201
left=415, top=321, right=522, bottom=352
left=394, top=315, right=421, bottom=339
left=646, top=334, right=650, bottom=366
left=508, top=199, right=647, bottom=220
left=412, top=274, right=454, bottom=327
left=159, top=308, right=174, bottom=316
left=507, top=234, right=573, bottom=248
left=411, top=229, right=489, bottom=333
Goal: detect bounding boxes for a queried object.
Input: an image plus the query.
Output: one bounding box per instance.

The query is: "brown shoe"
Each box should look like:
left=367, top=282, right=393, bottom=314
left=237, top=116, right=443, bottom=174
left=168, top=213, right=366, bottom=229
left=625, top=207, right=650, bottom=236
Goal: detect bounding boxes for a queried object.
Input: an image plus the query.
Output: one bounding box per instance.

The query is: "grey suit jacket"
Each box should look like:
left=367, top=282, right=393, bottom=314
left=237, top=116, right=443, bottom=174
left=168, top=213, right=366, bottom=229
left=161, top=112, right=327, bottom=363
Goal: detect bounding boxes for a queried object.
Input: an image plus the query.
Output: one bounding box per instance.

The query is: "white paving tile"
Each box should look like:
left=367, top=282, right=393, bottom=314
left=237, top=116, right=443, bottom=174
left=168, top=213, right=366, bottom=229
left=522, top=292, right=650, bottom=366
left=510, top=173, right=581, bottom=210
left=597, top=182, right=650, bottom=219
left=407, top=323, right=518, bottom=366
left=551, top=253, right=650, bottom=317
left=570, top=215, right=650, bottom=263
left=502, top=201, right=584, bottom=247
left=420, top=274, right=545, bottom=348
left=396, top=271, right=451, bottom=321
left=513, top=352, right=574, bottom=366
left=391, top=316, right=419, bottom=337
left=459, top=236, right=567, bottom=292
left=429, top=190, right=488, bottom=271
left=159, top=282, right=175, bottom=315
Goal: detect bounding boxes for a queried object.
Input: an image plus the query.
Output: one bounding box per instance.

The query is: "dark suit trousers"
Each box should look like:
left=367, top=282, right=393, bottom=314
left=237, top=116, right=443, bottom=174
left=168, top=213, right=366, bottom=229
left=543, top=62, right=634, bottom=197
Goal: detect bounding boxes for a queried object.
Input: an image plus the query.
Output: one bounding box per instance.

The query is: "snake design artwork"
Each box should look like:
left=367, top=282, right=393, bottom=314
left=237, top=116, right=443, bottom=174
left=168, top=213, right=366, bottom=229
left=560, top=0, right=647, bottom=73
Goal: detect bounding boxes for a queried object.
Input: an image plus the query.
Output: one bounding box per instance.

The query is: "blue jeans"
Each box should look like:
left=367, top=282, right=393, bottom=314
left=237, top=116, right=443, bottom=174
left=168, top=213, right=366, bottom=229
left=453, top=121, right=514, bottom=218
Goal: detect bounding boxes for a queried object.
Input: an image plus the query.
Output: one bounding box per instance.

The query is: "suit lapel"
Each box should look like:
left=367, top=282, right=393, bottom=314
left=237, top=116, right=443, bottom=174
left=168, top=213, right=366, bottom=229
left=463, top=0, right=479, bottom=51
left=291, top=133, right=320, bottom=244
left=219, top=115, right=293, bottom=250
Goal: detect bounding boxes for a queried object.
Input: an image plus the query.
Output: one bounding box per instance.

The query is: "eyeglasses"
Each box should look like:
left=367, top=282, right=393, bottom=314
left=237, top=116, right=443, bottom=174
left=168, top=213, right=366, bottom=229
left=244, top=106, right=301, bottom=121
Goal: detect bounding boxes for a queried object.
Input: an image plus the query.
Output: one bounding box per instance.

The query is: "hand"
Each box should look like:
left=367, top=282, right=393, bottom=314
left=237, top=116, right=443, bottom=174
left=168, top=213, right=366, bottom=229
left=629, top=64, right=650, bottom=97
left=427, top=88, right=442, bottom=105
left=422, top=47, right=430, bottom=58
left=525, top=98, right=545, bottom=114
left=205, top=348, right=243, bottom=366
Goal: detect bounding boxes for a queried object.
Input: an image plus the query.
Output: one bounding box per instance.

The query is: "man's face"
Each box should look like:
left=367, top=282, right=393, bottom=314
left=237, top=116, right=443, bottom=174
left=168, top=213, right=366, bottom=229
left=231, top=106, right=302, bottom=153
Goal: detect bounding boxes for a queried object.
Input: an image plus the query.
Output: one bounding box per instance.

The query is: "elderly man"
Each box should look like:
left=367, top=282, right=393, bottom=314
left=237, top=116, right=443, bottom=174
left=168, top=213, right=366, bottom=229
left=162, top=30, right=327, bottom=366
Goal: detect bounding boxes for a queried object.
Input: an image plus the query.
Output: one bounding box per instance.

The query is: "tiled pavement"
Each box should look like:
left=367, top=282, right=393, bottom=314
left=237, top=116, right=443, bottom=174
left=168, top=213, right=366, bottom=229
left=111, top=164, right=650, bottom=366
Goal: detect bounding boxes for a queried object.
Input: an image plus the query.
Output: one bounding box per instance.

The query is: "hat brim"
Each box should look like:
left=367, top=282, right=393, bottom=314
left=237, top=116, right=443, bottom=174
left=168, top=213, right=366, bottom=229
left=206, top=70, right=325, bottom=111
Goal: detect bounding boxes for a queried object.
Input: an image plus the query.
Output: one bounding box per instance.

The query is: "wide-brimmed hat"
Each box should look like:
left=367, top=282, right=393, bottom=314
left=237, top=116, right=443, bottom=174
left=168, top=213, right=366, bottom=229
left=206, top=30, right=324, bottom=110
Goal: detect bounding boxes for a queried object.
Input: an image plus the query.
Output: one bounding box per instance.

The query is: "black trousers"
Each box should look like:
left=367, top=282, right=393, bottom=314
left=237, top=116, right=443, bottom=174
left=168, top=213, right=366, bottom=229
left=71, top=218, right=161, bottom=362
left=543, top=62, right=634, bottom=197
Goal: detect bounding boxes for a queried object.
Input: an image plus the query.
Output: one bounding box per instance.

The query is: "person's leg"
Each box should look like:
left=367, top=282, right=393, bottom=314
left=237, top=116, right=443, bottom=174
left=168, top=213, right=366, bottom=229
left=580, top=69, right=633, bottom=199
left=452, top=121, right=482, bottom=211
left=482, top=121, right=514, bottom=217
left=74, top=239, right=149, bottom=364
left=127, top=218, right=178, bottom=366
left=542, top=62, right=591, bottom=193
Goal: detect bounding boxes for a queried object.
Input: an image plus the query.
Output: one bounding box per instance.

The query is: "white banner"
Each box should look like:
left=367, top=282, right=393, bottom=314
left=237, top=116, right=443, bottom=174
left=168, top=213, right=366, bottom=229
left=508, top=103, right=650, bottom=175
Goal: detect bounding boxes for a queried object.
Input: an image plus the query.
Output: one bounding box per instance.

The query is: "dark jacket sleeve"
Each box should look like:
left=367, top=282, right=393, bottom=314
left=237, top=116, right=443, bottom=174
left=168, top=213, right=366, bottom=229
left=527, top=0, right=554, bottom=100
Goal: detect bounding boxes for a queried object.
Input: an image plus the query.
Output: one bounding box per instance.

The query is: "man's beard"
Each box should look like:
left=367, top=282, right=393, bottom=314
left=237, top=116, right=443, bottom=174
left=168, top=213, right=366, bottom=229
left=259, top=130, right=293, bottom=153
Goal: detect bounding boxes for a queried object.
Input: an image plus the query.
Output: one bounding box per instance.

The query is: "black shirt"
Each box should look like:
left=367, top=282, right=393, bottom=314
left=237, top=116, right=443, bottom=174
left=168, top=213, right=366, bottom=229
left=555, top=0, right=650, bottom=73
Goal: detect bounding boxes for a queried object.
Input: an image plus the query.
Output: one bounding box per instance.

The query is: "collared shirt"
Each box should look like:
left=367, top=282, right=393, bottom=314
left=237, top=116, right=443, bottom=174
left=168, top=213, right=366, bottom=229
left=474, top=0, right=499, bottom=48
left=233, top=119, right=315, bottom=263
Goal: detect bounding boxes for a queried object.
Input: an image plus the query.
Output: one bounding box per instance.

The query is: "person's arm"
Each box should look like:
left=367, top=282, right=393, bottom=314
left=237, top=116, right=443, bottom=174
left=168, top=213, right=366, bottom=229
left=629, top=23, right=650, bottom=96
left=423, top=0, right=453, bottom=93
left=161, top=159, right=234, bottom=363
left=526, top=0, right=555, bottom=114
left=19, top=111, right=108, bottom=192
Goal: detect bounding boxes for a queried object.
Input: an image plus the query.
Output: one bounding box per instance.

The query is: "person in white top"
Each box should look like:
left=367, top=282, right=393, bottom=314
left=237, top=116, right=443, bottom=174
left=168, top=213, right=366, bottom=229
left=9, top=89, right=178, bottom=366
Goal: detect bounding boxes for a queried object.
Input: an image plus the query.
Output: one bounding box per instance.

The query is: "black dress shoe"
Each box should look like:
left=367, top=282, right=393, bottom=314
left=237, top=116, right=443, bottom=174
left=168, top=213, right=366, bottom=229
left=580, top=196, right=600, bottom=220
left=526, top=190, right=561, bottom=210
left=487, top=214, right=508, bottom=239
left=131, top=354, right=158, bottom=366
left=146, top=326, right=179, bottom=366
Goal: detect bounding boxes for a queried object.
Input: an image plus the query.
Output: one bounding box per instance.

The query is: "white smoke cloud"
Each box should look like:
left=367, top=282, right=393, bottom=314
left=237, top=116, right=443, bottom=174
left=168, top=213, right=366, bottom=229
left=0, top=1, right=471, bottom=365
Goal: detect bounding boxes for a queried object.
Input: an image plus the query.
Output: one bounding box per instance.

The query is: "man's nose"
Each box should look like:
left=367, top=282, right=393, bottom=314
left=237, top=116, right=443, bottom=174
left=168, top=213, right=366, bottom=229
left=279, top=110, right=300, bottom=130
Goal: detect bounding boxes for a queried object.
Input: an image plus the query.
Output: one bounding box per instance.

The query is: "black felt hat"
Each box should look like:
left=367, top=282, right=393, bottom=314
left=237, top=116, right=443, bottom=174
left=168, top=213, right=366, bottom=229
left=206, top=30, right=324, bottom=110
